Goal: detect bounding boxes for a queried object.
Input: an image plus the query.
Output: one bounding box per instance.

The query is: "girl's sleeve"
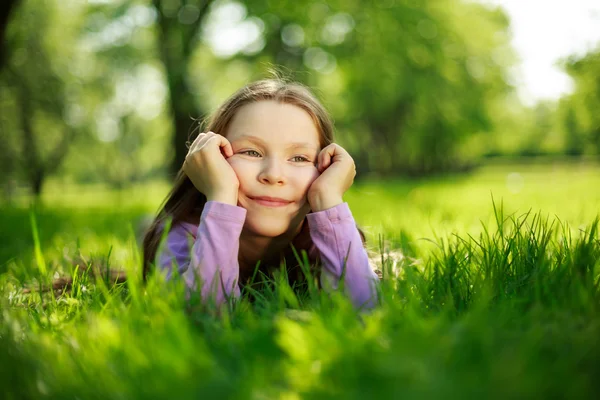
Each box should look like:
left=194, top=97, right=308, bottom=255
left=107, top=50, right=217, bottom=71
left=156, top=201, right=247, bottom=306
left=306, top=202, right=379, bottom=310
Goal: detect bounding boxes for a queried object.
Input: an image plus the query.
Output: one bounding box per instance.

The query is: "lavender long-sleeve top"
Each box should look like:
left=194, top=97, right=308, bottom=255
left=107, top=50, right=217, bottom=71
left=157, top=201, right=379, bottom=310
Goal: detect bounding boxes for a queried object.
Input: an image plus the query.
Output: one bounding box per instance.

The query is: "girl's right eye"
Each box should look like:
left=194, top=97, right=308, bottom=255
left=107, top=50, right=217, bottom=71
left=240, top=150, right=261, bottom=157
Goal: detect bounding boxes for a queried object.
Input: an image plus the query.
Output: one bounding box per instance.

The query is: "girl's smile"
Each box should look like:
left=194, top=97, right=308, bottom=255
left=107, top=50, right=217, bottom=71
left=247, top=195, right=294, bottom=207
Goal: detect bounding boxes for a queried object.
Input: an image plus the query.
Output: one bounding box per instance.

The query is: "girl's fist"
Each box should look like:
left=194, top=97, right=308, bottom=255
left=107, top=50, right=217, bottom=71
left=307, top=143, right=356, bottom=212
left=183, top=132, right=239, bottom=206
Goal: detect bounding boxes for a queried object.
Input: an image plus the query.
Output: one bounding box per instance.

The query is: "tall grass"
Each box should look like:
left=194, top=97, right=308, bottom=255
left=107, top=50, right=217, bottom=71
left=1, top=199, right=599, bottom=399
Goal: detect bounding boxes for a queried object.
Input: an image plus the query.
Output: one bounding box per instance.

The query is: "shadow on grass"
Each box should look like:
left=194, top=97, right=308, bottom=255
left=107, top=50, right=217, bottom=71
left=0, top=205, right=151, bottom=275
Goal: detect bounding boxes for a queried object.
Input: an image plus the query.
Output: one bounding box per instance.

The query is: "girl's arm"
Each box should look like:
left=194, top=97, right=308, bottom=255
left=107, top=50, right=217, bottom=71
left=307, top=202, right=379, bottom=310
left=156, top=201, right=246, bottom=306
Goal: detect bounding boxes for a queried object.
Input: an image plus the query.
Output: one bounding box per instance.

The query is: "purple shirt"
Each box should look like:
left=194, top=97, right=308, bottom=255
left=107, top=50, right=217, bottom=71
left=157, top=201, right=379, bottom=310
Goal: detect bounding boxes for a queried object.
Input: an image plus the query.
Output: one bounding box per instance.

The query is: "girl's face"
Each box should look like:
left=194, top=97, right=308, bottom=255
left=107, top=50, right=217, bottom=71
left=225, top=100, right=321, bottom=237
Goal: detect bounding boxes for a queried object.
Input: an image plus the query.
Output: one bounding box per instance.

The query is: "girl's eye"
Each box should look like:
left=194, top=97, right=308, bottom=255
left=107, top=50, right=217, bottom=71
left=291, top=156, right=310, bottom=162
left=241, top=150, right=261, bottom=157
left=240, top=151, right=310, bottom=163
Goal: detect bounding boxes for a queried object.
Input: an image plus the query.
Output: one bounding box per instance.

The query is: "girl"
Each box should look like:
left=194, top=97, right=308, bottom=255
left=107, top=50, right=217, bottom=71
left=142, top=78, right=379, bottom=311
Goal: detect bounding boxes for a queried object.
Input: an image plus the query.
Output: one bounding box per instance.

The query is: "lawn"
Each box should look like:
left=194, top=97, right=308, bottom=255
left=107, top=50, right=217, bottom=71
left=1, top=161, right=599, bottom=399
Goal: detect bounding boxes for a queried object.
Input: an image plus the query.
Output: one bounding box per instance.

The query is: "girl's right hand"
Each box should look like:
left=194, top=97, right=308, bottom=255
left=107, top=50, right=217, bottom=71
left=183, top=131, right=240, bottom=206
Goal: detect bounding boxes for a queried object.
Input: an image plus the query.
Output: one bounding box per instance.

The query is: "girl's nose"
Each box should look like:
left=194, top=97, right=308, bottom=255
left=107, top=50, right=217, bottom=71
left=258, top=159, right=285, bottom=185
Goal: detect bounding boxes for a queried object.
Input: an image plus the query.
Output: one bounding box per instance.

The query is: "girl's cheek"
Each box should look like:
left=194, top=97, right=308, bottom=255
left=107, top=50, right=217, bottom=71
left=307, top=168, right=320, bottom=183
left=227, top=157, right=246, bottom=171
left=226, top=156, right=237, bottom=166
left=227, top=159, right=246, bottom=181
left=295, top=168, right=320, bottom=191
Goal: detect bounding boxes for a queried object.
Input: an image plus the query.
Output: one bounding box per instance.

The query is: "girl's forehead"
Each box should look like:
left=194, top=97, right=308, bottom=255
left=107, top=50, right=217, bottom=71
left=230, top=133, right=319, bottom=151
left=227, top=101, right=321, bottom=146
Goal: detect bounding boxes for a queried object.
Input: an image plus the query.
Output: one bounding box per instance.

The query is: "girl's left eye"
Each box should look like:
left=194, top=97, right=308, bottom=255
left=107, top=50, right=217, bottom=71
left=241, top=150, right=261, bottom=157
left=291, top=156, right=310, bottom=162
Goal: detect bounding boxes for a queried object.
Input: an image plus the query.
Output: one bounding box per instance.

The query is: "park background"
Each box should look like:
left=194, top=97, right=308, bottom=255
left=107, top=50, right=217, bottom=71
left=1, top=0, right=600, bottom=398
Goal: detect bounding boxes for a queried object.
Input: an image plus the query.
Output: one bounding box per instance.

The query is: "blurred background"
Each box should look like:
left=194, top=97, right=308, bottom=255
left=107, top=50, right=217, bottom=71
left=1, top=0, right=599, bottom=197
left=1, top=0, right=599, bottom=269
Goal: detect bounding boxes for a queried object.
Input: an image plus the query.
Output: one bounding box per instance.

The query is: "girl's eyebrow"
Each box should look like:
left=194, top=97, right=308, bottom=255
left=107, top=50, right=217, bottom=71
left=233, top=134, right=319, bottom=150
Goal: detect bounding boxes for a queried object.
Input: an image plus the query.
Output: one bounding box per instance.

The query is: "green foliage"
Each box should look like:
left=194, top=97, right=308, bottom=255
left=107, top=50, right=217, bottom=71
left=0, top=0, right=81, bottom=196
left=58, top=0, right=172, bottom=188
left=2, top=0, right=597, bottom=194
left=563, top=105, right=585, bottom=156
left=0, top=0, right=172, bottom=199
left=557, top=47, right=600, bottom=156
left=235, top=0, right=515, bottom=175
left=2, top=0, right=522, bottom=198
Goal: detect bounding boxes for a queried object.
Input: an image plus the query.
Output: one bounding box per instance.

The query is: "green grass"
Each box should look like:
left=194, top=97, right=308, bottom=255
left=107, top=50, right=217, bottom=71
left=1, top=162, right=599, bottom=399
left=348, top=162, right=600, bottom=257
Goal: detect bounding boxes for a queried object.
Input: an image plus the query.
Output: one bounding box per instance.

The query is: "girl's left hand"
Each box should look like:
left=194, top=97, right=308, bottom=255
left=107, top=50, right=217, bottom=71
left=307, top=143, right=356, bottom=212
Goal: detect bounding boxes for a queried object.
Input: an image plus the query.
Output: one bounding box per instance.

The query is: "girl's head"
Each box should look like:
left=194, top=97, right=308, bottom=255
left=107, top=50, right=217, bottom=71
left=143, top=78, right=335, bottom=279
left=207, top=79, right=335, bottom=237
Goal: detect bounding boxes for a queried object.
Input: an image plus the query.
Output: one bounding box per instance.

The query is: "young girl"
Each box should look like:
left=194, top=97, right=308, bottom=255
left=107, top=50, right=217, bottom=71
left=142, top=78, right=379, bottom=310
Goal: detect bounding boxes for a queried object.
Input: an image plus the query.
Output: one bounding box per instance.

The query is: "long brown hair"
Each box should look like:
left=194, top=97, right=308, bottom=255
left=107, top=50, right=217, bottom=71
left=142, top=78, right=343, bottom=282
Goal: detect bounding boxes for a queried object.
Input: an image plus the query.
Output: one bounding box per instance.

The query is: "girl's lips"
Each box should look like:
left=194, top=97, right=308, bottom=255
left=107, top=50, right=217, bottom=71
left=250, top=197, right=292, bottom=207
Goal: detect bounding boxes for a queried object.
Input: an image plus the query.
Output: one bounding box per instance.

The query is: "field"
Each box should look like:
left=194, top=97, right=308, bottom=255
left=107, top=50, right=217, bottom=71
left=1, top=162, right=600, bottom=399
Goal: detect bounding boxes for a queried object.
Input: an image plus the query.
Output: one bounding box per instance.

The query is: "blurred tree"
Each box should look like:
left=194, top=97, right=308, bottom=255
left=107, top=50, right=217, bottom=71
left=150, top=0, right=215, bottom=175
left=0, top=0, right=22, bottom=201
left=65, top=0, right=518, bottom=181
left=62, top=1, right=171, bottom=188
left=56, top=0, right=215, bottom=182
left=1, top=0, right=522, bottom=198
left=0, top=0, right=77, bottom=197
left=559, top=48, right=600, bottom=156
left=563, top=105, right=584, bottom=156
left=0, top=0, right=21, bottom=70
left=2, top=0, right=191, bottom=195
left=520, top=101, right=556, bottom=157
left=232, top=0, right=515, bottom=175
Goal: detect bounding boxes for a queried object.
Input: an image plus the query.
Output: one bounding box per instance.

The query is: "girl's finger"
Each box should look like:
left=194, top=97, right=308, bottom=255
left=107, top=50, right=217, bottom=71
left=207, top=134, right=233, bottom=158
left=216, top=134, right=233, bottom=158
left=194, top=132, right=221, bottom=153
left=318, top=144, right=337, bottom=172
left=188, top=132, right=211, bottom=153
left=221, top=138, right=233, bottom=158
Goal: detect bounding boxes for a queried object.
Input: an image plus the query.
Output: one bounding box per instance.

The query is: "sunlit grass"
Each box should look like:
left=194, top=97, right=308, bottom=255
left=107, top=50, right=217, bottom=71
left=348, top=161, right=600, bottom=257
left=1, top=162, right=600, bottom=399
left=3, top=162, right=599, bottom=272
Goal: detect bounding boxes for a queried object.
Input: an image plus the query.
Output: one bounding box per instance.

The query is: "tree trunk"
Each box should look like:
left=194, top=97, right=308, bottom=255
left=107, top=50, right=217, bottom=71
left=151, top=0, right=213, bottom=177
left=15, top=78, right=45, bottom=198
left=31, top=169, right=44, bottom=198
left=0, top=0, right=21, bottom=71
left=167, top=76, right=197, bottom=177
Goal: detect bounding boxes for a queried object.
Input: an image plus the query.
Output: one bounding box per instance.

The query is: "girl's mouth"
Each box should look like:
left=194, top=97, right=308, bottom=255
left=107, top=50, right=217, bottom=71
left=249, top=196, right=292, bottom=207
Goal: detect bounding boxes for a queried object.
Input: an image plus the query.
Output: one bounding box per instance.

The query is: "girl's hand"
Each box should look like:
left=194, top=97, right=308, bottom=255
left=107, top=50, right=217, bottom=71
left=307, top=143, right=356, bottom=212
left=183, top=131, right=240, bottom=206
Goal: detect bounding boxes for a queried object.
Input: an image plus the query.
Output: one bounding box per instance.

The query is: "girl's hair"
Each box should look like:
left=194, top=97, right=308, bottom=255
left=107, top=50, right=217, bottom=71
left=142, top=78, right=342, bottom=282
